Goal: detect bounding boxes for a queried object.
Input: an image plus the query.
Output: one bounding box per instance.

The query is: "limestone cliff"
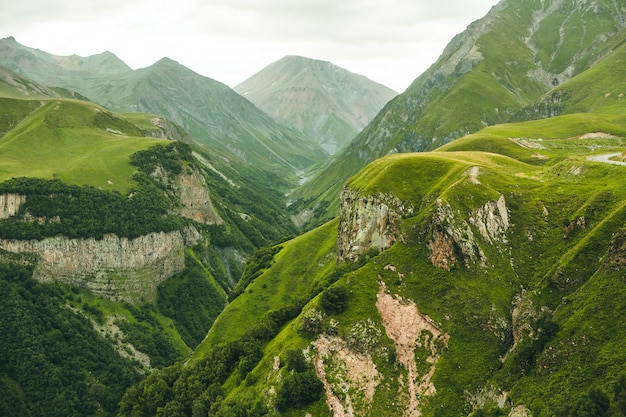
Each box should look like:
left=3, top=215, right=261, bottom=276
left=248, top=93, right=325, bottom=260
left=0, top=227, right=201, bottom=303
left=428, top=194, right=510, bottom=270
left=0, top=193, right=26, bottom=219
left=337, top=187, right=413, bottom=262
left=151, top=165, right=224, bottom=225
left=176, top=170, right=223, bottom=225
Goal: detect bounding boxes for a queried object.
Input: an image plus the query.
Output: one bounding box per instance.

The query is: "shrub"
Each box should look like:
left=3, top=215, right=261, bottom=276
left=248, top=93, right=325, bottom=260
left=276, top=370, right=324, bottom=411
left=320, top=285, right=349, bottom=314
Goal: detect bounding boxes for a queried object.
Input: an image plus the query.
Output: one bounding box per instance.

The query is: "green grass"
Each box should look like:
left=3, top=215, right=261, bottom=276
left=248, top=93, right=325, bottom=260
left=193, top=219, right=339, bottom=358
left=203, top=129, right=626, bottom=414
left=0, top=99, right=166, bottom=192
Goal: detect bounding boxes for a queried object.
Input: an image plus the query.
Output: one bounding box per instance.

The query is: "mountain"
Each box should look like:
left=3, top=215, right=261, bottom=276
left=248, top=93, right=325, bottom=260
left=0, top=72, right=313, bottom=415
left=0, top=36, right=131, bottom=90
left=0, top=38, right=328, bottom=185
left=119, top=113, right=626, bottom=416
left=290, top=0, right=626, bottom=228
left=2, top=0, right=626, bottom=415
left=235, top=55, right=397, bottom=155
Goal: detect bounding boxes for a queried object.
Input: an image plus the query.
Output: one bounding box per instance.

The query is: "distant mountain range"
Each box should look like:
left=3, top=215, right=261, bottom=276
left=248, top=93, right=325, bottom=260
left=235, top=55, right=397, bottom=155
left=0, top=37, right=327, bottom=182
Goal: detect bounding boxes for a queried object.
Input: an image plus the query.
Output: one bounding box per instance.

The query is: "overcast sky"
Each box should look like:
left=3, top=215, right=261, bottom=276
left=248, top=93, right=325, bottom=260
left=1, top=0, right=498, bottom=92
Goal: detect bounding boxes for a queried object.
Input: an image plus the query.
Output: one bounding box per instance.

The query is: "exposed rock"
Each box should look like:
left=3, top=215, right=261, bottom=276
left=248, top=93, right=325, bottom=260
left=151, top=164, right=224, bottom=225
left=337, top=187, right=413, bottom=262
left=376, top=282, right=448, bottom=417
left=428, top=199, right=486, bottom=270
left=0, top=228, right=200, bottom=303
left=312, top=334, right=380, bottom=417
left=428, top=195, right=510, bottom=270
left=603, top=228, right=626, bottom=270
left=0, top=193, right=26, bottom=219
left=428, top=229, right=458, bottom=271
left=467, top=385, right=508, bottom=411
left=176, top=170, right=223, bottom=225
left=83, top=311, right=151, bottom=369
left=509, top=404, right=533, bottom=417
left=564, top=216, right=586, bottom=238
left=470, top=194, right=510, bottom=245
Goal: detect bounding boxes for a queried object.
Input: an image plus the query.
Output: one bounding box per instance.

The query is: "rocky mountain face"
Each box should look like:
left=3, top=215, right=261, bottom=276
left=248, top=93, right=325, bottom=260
left=0, top=163, right=221, bottom=303
left=0, top=229, right=195, bottom=303
left=291, top=0, right=626, bottom=226
left=235, top=55, right=397, bottom=155
left=336, top=187, right=412, bottom=262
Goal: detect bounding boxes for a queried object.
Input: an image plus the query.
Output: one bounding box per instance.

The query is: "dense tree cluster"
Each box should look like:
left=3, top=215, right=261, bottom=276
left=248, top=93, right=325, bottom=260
left=0, top=260, right=140, bottom=417
left=0, top=176, right=182, bottom=240
left=157, top=256, right=227, bottom=348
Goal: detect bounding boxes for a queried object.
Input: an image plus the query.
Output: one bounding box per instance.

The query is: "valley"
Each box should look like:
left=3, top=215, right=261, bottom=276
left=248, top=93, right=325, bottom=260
left=1, top=0, right=626, bottom=416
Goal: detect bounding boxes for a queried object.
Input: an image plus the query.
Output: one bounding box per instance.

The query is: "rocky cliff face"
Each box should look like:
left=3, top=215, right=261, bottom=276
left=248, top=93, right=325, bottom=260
left=175, top=169, right=224, bottom=225
left=0, top=227, right=201, bottom=303
left=0, top=193, right=26, bottom=219
left=150, top=165, right=224, bottom=225
left=337, top=187, right=413, bottom=262
left=337, top=184, right=511, bottom=270
left=0, top=163, right=218, bottom=303
left=428, top=194, right=510, bottom=271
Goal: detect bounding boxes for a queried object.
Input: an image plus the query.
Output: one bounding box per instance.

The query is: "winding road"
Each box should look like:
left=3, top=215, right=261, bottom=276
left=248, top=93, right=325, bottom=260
left=587, top=153, right=626, bottom=166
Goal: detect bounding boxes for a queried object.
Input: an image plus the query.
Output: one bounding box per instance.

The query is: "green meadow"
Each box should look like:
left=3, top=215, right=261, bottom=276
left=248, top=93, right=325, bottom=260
left=0, top=98, right=166, bottom=192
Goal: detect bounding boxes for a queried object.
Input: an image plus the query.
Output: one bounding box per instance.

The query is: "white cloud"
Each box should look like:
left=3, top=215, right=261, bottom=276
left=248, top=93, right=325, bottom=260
left=0, top=0, right=498, bottom=92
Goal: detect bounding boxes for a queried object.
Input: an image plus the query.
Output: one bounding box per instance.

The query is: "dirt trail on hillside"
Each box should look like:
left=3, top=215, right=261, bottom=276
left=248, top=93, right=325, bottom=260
left=587, top=153, right=626, bottom=166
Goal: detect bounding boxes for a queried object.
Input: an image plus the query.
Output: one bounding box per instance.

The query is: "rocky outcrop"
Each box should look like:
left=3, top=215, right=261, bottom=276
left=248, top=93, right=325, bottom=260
left=0, top=227, right=201, bottom=303
left=428, top=195, right=510, bottom=270
left=337, top=187, right=413, bottom=262
left=470, top=194, right=510, bottom=245
left=428, top=199, right=485, bottom=270
left=312, top=333, right=381, bottom=417
left=376, top=282, right=448, bottom=417
left=176, top=170, right=223, bottom=225
left=0, top=193, right=26, bottom=219
left=151, top=165, right=224, bottom=225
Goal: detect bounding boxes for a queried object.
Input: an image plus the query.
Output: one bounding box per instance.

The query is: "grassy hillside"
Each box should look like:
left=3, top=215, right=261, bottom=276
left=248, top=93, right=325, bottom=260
left=289, top=0, right=626, bottom=228
left=0, top=97, right=165, bottom=192
left=118, top=110, right=626, bottom=416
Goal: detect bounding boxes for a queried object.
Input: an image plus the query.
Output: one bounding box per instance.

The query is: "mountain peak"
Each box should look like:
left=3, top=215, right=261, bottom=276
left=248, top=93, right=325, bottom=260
left=235, top=56, right=397, bottom=154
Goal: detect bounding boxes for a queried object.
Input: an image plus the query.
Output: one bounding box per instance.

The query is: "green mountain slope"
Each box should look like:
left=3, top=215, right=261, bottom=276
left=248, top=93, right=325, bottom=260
left=91, top=57, right=328, bottom=176
left=0, top=97, right=164, bottom=192
left=290, top=0, right=626, bottom=228
left=122, top=113, right=626, bottom=416
left=0, top=74, right=308, bottom=415
left=235, top=55, right=397, bottom=155
left=0, top=39, right=328, bottom=184
left=523, top=37, right=626, bottom=118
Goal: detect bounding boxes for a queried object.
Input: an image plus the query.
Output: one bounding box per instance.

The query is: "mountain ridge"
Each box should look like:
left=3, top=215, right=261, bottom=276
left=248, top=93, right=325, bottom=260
left=289, top=0, right=626, bottom=228
left=0, top=37, right=328, bottom=184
